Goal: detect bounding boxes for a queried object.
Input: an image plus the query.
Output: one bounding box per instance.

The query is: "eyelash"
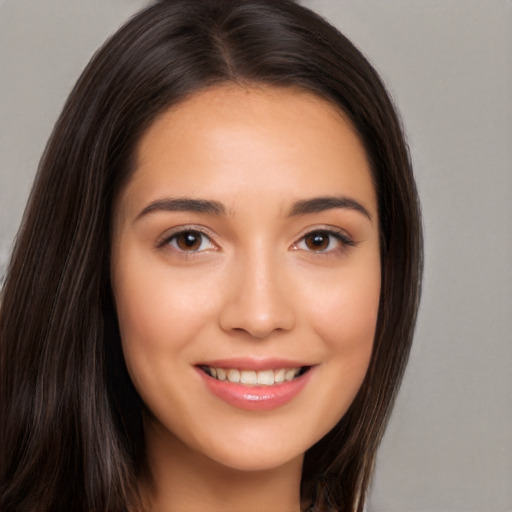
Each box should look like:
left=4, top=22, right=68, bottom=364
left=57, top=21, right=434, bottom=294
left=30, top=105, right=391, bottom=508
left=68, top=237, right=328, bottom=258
left=292, top=229, right=355, bottom=255
left=156, top=226, right=218, bottom=255
left=156, top=226, right=355, bottom=257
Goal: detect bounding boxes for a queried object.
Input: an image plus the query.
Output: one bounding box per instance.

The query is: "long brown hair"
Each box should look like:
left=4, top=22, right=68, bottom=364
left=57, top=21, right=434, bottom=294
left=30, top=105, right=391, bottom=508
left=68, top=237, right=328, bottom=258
left=0, top=1, right=423, bottom=510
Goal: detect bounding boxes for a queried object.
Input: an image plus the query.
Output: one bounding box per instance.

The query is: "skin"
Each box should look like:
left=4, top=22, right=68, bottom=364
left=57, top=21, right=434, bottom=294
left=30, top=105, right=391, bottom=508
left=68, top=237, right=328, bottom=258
left=111, top=84, right=381, bottom=512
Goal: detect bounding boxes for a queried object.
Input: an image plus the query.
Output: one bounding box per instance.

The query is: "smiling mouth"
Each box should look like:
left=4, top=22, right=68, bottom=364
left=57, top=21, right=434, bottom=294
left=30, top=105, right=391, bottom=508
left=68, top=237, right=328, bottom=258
left=199, top=366, right=311, bottom=386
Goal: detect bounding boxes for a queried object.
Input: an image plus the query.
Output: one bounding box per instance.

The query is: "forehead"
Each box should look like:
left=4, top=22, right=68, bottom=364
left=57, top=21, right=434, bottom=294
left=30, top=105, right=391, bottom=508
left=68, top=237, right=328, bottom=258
left=119, top=84, right=376, bottom=220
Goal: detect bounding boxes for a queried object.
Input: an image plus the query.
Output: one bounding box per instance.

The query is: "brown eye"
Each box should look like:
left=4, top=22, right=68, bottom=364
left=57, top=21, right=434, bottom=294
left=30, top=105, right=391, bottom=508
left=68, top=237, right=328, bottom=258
left=304, top=231, right=331, bottom=251
left=166, top=230, right=215, bottom=252
left=176, top=231, right=202, bottom=251
left=294, top=229, right=354, bottom=254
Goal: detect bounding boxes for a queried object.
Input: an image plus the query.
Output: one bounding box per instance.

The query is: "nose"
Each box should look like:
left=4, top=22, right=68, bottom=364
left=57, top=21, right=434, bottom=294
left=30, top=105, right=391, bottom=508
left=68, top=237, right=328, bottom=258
left=218, top=252, right=296, bottom=339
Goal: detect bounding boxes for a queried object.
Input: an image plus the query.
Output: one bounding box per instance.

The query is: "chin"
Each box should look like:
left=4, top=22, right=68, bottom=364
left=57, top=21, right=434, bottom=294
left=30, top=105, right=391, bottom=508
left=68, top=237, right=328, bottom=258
left=206, top=445, right=304, bottom=474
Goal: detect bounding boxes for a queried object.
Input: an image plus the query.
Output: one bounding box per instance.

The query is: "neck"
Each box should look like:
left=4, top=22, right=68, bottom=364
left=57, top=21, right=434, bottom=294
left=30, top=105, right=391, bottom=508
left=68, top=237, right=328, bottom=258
left=141, top=419, right=304, bottom=512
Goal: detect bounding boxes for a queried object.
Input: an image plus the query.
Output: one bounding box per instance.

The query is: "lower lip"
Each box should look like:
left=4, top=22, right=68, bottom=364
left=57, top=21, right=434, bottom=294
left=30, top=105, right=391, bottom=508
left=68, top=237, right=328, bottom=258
left=198, top=368, right=313, bottom=411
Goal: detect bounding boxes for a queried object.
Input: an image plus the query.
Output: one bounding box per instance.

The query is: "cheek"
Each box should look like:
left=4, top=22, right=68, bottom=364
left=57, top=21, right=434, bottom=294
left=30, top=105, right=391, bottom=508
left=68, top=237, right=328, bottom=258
left=299, top=254, right=381, bottom=418
left=305, top=257, right=381, bottom=354
left=113, top=262, right=205, bottom=379
left=112, top=252, right=229, bottom=390
left=302, top=267, right=380, bottom=436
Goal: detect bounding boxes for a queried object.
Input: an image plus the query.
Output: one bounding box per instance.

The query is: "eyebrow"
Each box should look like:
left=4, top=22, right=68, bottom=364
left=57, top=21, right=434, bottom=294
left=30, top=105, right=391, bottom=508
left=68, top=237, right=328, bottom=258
left=288, top=196, right=373, bottom=222
left=136, top=197, right=226, bottom=220
left=135, top=195, right=372, bottom=222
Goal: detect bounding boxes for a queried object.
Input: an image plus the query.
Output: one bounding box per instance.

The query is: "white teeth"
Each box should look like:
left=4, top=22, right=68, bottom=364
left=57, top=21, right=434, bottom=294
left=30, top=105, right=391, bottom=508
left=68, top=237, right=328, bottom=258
left=274, top=369, right=285, bottom=383
left=227, top=369, right=240, bottom=383
left=240, top=370, right=257, bottom=385
left=257, top=370, right=275, bottom=385
left=285, top=369, right=297, bottom=382
left=206, top=366, right=303, bottom=386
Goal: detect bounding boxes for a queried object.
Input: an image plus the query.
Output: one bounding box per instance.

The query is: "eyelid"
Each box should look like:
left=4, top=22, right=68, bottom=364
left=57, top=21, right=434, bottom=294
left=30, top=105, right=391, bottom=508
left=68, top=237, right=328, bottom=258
left=156, top=224, right=219, bottom=252
left=292, top=226, right=356, bottom=254
left=155, top=224, right=355, bottom=256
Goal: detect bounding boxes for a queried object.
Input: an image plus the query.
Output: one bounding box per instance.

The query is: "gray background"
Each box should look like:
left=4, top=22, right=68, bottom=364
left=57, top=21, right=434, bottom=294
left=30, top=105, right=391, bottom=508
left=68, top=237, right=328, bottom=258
left=1, top=1, right=511, bottom=511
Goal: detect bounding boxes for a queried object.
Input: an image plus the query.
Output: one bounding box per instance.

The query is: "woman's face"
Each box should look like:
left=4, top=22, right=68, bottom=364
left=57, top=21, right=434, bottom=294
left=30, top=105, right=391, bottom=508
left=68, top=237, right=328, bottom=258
left=111, top=85, right=381, bottom=472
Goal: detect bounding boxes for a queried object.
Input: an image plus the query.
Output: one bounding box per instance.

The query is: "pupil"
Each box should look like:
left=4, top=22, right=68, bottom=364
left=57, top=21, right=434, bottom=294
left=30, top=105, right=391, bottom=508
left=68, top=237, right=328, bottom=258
left=307, top=232, right=328, bottom=251
left=178, top=232, right=200, bottom=250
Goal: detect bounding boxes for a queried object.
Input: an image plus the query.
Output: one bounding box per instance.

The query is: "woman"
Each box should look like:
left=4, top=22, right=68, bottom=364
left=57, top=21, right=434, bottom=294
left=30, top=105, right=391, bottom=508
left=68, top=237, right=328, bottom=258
left=0, top=1, right=422, bottom=511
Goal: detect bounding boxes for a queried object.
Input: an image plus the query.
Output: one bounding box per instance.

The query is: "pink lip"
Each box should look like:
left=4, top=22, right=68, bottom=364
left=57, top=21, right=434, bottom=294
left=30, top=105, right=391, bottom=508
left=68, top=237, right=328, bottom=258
left=196, top=364, right=314, bottom=412
left=197, top=357, right=308, bottom=371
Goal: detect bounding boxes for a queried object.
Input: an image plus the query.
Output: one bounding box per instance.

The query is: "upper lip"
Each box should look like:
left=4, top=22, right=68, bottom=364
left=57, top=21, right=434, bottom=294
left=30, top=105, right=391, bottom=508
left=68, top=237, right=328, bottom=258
left=196, top=357, right=313, bottom=371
